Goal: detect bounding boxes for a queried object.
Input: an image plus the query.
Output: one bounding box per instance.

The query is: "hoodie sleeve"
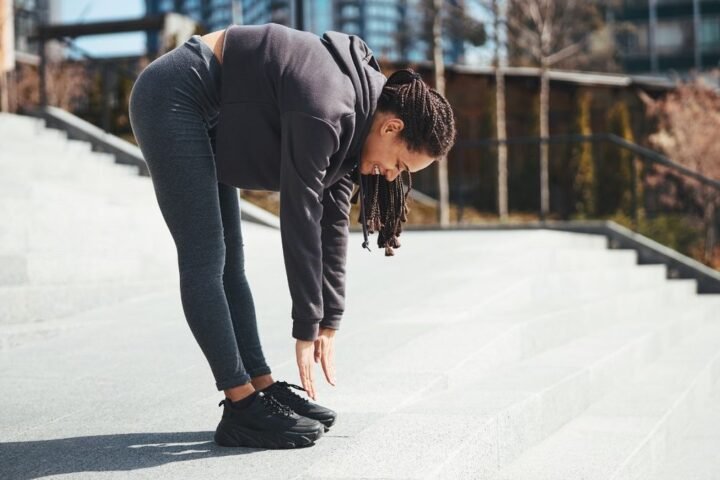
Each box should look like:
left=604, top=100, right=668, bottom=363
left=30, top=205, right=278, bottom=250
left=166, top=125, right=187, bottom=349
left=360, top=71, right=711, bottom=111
left=279, top=110, right=341, bottom=342
left=318, top=171, right=355, bottom=331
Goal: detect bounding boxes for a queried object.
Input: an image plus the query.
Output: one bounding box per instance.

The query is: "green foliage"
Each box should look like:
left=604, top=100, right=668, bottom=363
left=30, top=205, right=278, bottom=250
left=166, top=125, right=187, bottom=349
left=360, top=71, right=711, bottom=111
left=570, top=90, right=596, bottom=217
left=610, top=211, right=703, bottom=258
left=598, top=101, right=635, bottom=216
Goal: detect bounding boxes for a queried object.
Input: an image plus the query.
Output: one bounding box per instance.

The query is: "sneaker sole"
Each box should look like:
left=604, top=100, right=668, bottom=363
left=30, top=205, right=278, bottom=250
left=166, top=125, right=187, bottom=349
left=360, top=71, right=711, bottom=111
left=214, top=421, right=324, bottom=449
left=321, top=417, right=336, bottom=432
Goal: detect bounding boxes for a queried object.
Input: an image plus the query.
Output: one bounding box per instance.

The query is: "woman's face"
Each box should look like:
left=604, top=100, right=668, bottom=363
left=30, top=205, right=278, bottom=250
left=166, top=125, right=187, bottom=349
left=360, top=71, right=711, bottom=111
left=359, top=111, right=436, bottom=182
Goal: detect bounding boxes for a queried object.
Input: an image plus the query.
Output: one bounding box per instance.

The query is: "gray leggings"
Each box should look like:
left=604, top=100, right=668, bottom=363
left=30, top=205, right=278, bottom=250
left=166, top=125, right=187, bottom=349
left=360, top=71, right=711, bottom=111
left=128, top=35, right=272, bottom=391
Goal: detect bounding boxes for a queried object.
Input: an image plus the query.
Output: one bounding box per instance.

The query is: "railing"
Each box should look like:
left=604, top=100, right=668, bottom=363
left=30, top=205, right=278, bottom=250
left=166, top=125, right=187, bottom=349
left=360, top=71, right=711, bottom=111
left=423, top=134, right=720, bottom=269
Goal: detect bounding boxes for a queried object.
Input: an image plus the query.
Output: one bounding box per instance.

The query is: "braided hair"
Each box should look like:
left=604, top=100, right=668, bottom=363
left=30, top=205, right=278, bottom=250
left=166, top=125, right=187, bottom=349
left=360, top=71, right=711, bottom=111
left=351, top=68, right=457, bottom=256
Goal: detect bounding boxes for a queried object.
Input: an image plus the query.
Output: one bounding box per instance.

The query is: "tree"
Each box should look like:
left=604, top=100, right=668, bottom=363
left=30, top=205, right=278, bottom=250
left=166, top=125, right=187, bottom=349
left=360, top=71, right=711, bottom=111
left=639, top=75, right=720, bottom=264
left=470, top=0, right=510, bottom=221
left=0, top=0, right=13, bottom=112
left=414, top=0, right=486, bottom=225
left=14, top=59, right=89, bottom=112
left=506, top=0, right=610, bottom=220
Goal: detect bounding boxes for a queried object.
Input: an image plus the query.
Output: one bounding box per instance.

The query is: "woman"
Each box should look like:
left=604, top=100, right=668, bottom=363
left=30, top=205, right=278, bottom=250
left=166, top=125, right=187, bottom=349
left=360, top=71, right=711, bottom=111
left=128, top=22, right=456, bottom=450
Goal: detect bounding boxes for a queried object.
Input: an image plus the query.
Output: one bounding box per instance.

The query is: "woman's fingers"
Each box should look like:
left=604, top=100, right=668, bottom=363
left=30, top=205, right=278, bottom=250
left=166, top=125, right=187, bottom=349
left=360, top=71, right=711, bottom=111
left=296, top=340, right=317, bottom=400
left=314, top=338, right=322, bottom=364
left=296, top=334, right=337, bottom=401
left=303, top=362, right=316, bottom=400
left=298, top=360, right=315, bottom=400
left=321, top=338, right=336, bottom=386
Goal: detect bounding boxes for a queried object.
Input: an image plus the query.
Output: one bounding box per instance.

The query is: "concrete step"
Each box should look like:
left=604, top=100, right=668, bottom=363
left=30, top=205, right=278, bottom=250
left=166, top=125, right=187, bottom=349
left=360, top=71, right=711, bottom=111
left=403, top=228, right=609, bottom=250
left=11, top=250, right=176, bottom=285
left=0, top=112, right=47, bottom=128
left=299, top=284, right=706, bottom=422
left=485, top=247, right=639, bottom=269
left=1, top=137, right=93, bottom=156
left=0, top=131, right=106, bottom=161
left=360, top=282, right=706, bottom=390
left=0, top=115, right=86, bottom=144
left=0, top=178, right=161, bottom=232
left=389, top=245, right=641, bottom=274
left=420, top=264, right=692, bottom=323
left=0, top=171, right=153, bottom=205
left=652, top=386, right=720, bottom=480
left=491, top=319, right=720, bottom=480
left=1, top=147, right=124, bottom=174
left=0, top=242, right=176, bottom=290
left=480, top=268, right=697, bottom=314
left=0, top=285, right=177, bottom=351
left=0, top=236, right=639, bottom=287
left=0, top=216, right=173, bottom=255
left=0, top=148, right=140, bottom=178
left=0, top=278, right=179, bottom=328
left=298, top=299, right=718, bottom=479
left=0, top=184, right=170, bottom=249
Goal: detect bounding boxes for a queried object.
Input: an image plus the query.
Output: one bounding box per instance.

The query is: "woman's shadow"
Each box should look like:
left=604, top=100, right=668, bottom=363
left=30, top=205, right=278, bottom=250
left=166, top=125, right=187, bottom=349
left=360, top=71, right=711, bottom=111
left=0, top=430, right=295, bottom=479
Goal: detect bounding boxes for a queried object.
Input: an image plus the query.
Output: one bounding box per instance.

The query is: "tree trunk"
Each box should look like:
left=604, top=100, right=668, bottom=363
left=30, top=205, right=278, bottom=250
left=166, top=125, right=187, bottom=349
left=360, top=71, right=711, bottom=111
left=493, top=0, right=508, bottom=221
left=703, top=187, right=718, bottom=264
left=431, top=0, right=450, bottom=226
left=0, top=71, right=8, bottom=113
left=0, top=0, right=9, bottom=112
left=539, top=62, right=550, bottom=220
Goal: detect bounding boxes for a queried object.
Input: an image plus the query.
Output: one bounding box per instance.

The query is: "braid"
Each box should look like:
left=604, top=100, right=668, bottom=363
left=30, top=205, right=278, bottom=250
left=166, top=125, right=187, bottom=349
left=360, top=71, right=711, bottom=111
left=378, top=68, right=457, bottom=158
left=353, top=68, right=456, bottom=256
left=356, top=168, right=412, bottom=256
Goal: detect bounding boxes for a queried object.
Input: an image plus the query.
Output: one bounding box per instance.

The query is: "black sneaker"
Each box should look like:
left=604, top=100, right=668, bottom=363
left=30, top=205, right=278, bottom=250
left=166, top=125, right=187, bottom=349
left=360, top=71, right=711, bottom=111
left=262, top=381, right=338, bottom=432
left=214, top=391, right=324, bottom=449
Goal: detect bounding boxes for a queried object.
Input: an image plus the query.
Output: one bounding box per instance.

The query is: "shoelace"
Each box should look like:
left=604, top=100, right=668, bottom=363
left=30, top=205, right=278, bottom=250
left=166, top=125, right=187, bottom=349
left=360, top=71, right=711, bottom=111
left=218, top=393, right=294, bottom=417
left=259, top=392, right=294, bottom=417
left=269, top=381, right=310, bottom=405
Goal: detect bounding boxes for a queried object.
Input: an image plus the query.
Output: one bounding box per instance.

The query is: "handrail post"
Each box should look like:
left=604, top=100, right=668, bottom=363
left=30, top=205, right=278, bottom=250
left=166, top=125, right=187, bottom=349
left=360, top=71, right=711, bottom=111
left=38, top=36, right=47, bottom=107
left=631, top=153, right=638, bottom=230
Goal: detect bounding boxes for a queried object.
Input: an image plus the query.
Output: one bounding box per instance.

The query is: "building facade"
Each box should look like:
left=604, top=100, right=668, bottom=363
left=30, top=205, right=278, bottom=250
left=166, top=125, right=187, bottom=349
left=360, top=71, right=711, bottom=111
left=145, top=0, right=241, bottom=54
left=144, top=0, right=466, bottom=63
left=239, top=0, right=466, bottom=64
left=13, top=0, right=61, bottom=56
left=611, top=0, right=720, bottom=74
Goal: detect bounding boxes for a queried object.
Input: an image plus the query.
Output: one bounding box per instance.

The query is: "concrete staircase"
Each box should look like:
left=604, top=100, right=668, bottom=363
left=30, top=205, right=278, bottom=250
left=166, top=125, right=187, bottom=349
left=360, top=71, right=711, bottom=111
left=0, top=112, right=179, bottom=349
left=293, top=229, right=720, bottom=480
left=1, top=112, right=719, bottom=479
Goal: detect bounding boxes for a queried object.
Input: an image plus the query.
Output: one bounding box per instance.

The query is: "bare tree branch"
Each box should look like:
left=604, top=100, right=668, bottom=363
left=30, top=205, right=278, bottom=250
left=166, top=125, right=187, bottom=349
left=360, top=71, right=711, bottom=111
left=545, top=40, right=583, bottom=66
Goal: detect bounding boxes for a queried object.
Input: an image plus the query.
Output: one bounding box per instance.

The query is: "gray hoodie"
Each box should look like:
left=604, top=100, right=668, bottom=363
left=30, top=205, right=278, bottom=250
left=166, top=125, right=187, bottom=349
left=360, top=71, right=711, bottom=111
left=214, top=23, right=386, bottom=341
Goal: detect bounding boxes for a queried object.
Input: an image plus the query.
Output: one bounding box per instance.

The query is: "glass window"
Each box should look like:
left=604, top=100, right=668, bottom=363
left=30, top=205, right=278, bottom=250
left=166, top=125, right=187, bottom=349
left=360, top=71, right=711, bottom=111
left=160, top=0, right=175, bottom=11
left=342, top=22, right=360, bottom=35
left=700, top=16, right=720, bottom=50
left=655, top=19, right=693, bottom=54
left=655, top=22, right=683, bottom=49
left=341, top=5, right=361, bottom=18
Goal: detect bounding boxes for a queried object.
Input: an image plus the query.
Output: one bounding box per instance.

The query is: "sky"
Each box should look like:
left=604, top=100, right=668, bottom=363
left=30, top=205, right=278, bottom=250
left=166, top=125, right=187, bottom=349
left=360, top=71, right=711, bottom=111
left=59, top=0, right=146, bottom=57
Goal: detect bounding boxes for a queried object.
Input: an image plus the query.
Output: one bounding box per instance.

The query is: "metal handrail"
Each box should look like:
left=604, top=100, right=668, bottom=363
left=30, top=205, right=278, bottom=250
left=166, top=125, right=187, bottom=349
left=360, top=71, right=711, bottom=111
left=454, top=133, right=720, bottom=191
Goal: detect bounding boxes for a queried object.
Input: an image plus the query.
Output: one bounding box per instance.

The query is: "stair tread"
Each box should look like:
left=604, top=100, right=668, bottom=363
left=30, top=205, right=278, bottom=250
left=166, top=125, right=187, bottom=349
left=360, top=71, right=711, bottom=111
left=654, top=390, right=720, bottom=480
left=494, top=320, right=720, bottom=480
left=299, top=300, right=714, bottom=479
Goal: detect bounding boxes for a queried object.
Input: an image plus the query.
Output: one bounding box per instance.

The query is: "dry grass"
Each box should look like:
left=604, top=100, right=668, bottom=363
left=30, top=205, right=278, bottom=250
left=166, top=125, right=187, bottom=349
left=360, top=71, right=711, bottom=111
left=239, top=189, right=539, bottom=227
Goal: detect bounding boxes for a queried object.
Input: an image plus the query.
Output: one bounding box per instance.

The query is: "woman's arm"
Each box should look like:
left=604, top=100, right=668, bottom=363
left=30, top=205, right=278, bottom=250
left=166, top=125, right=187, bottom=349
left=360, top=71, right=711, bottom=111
left=319, top=172, right=355, bottom=331
left=278, top=110, right=340, bottom=342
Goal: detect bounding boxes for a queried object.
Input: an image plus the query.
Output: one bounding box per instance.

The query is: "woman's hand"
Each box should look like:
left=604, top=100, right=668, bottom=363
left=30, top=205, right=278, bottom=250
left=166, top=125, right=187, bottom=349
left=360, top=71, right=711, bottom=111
left=295, top=327, right=337, bottom=401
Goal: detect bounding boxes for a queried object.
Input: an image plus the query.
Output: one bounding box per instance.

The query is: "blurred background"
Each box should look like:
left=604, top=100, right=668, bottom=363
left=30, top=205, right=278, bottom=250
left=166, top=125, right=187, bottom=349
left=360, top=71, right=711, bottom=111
left=1, top=0, right=719, bottom=270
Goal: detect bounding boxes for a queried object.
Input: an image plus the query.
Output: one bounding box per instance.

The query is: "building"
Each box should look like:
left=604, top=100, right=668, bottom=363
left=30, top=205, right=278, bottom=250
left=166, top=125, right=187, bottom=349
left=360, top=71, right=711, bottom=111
left=239, top=0, right=466, bottom=64
left=145, top=0, right=241, bottom=54
left=611, top=0, right=720, bottom=74
left=13, top=0, right=61, bottom=56
left=144, top=0, right=467, bottom=63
